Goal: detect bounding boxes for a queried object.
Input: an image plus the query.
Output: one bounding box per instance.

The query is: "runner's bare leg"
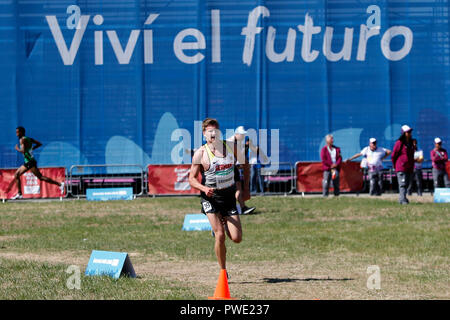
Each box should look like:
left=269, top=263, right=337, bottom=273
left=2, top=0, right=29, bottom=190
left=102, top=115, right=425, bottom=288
left=29, top=167, right=61, bottom=186
left=225, top=215, right=242, bottom=243
left=206, top=212, right=228, bottom=269
left=9, top=165, right=28, bottom=194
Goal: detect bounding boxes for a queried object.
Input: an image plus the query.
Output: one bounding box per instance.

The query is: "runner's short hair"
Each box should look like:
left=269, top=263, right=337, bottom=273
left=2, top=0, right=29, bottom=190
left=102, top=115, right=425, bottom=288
left=16, top=126, right=25, bottom=135
left=202, top=118, right=219, bottom=131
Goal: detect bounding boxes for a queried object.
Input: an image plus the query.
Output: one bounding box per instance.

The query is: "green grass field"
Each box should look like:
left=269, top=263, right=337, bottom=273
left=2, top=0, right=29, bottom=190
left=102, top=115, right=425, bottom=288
left=0, top=195, right=448, bottom=300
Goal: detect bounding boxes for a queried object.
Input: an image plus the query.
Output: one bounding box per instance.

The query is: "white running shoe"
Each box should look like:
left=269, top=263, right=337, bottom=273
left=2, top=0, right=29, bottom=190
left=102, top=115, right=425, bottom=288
left=242, top=206, right=256, bottom=215
left=60, top=182, right=65, bottom=195
left=11, top=193, right=23, bottom=200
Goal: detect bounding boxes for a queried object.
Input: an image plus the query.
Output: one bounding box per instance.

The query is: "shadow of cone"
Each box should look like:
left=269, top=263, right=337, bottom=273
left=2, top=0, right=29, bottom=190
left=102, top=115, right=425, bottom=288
left=208, top=269, right=237, bottom=300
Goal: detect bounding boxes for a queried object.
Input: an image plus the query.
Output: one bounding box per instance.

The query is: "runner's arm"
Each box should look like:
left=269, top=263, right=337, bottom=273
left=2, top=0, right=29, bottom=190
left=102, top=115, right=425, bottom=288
left=15, top=138, right=25, bottom=153
left=189, top=148, right=213, bottom=196
left=31, top=138, right=42, bottom=150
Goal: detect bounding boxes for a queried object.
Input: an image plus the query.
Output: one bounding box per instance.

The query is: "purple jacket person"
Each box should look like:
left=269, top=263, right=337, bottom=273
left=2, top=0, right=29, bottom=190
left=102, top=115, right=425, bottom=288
left=391, top=125, right=415, bottom=204
left=430, top=137, right=450, bottom=188
left=320, top=134, right=342, bottom=197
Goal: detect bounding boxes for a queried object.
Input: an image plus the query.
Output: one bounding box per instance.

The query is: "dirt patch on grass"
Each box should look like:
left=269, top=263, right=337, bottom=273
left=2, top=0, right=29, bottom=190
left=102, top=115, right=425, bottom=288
left=0, top=250, right=447, bottom=300
left=0, top=250, right=89, bottom=267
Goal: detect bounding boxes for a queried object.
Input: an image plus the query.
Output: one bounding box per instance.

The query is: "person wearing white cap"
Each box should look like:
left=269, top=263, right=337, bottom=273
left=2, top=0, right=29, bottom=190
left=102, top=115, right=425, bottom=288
left=226, top=126, right=261, bottom=215
left=346, top=138, right=391, bottom=196
left=430, top=137, right=450, bottom=189
left=391, top=125, right=415, bottom=204
left=407, top=139, right=424, bottom=196
left=247, top=137, right=269, bottom=195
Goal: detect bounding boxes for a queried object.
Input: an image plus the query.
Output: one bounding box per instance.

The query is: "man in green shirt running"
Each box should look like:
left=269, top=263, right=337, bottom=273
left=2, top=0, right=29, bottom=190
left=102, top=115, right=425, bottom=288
left=7, top=127, right=64, bottom=199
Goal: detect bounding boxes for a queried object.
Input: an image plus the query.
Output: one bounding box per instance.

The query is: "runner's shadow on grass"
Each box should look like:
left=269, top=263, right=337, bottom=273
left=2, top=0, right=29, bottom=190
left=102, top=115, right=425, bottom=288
left=262, top=277, right=354, bottom=283
left=234, top=277, right=354, bottom=284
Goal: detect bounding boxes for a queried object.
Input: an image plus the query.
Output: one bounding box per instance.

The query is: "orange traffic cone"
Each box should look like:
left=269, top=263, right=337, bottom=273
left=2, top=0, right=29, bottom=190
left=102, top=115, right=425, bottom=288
left=208, top=269, right=236, bottom=300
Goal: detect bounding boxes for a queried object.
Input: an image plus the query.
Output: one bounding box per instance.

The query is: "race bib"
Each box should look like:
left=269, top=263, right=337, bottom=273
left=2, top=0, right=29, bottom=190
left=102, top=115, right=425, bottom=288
left=202, top=201, right=213, bottom=213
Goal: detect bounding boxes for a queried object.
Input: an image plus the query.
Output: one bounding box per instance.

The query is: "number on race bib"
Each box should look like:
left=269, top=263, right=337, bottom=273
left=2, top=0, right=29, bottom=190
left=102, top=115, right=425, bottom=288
left=202, top=201, right=212, bottom=213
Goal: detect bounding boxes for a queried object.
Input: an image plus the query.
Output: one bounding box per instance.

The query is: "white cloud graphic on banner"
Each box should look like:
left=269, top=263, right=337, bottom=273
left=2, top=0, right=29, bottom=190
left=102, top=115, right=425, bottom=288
left=319, top=128, right=363, bottom=160
left=105, top=112, right=181, bottom=169
left=37, top=142, right=89, bottom=170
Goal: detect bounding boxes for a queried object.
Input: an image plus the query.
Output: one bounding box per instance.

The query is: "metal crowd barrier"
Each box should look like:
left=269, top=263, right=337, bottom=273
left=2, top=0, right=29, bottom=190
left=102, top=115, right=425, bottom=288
left=258, top=163, right=296, bottom=195
left=30, top=159, right=443, bottom=199
left=362, top=160, right=435, bottom=194
left=68, top=164, right=145, bottom=198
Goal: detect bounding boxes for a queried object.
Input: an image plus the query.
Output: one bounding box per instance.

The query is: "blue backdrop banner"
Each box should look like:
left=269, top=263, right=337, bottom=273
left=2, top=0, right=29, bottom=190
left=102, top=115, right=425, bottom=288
left=1, top=1, right=449, bottom=170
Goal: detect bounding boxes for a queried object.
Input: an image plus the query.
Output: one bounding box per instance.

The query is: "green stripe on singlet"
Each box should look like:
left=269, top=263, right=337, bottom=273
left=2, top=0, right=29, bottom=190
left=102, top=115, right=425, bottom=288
left=23, top=137, right=34, bottom=163
left=215, top=167, right=233, bottom=176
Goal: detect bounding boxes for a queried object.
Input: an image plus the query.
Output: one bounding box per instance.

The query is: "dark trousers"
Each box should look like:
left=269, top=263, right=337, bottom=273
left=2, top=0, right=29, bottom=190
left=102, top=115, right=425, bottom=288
left=407, top=169, right=423, bottom=196
left=250, top=165, right=264, bottom=193
left=432, top=168, right=450, bottom=189
left=368, top=170, right=383, bottom=196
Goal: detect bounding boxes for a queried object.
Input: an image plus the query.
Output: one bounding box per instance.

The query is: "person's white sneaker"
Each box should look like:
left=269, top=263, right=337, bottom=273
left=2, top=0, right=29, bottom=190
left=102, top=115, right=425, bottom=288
left=11, top=193, right=23, bottom=200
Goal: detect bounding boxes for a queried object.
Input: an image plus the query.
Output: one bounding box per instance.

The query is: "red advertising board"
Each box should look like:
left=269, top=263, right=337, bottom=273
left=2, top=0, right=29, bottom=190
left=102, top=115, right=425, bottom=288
left=147, top=164, right=251, bottom=198
left=0, top=167, right=66, bottom=199
left=296, top=162, right=363, bottom=193
left=147, top=165, right=201, bottom=195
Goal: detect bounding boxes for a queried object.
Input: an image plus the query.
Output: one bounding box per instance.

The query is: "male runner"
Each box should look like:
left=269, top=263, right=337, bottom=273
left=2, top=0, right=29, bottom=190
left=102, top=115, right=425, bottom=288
left=7, top=127, right=64, bottom=199
left=188, top=118, right=242, bottom=272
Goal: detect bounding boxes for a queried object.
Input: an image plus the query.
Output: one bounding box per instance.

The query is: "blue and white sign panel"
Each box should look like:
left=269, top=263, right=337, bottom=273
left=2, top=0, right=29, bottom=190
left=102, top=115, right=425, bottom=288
left=182, top=214, right=212, bottom=231
left=433, top=188, right=450, bottom=203
left=85, top=250, right=136, bottom=279
left=1, top=1, right=449, bottom=170
left=86, top=188, right=133, bottom=201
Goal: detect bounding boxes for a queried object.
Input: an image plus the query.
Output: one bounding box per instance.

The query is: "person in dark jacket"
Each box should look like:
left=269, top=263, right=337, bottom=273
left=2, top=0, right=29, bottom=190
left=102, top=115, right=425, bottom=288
left=391, top=125, right=415, bottom=204
left=320, top=134, right=342, bottom=197
left=430, top=137, right=450, bottom=189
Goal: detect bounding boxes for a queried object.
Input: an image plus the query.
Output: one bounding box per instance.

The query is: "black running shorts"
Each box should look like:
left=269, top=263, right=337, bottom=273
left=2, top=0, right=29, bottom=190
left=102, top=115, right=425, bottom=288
left=234, top=166, right=241, bottom=183
left=200, top=185, right=238, bottom=217
left=24, top=159, right=37, bottom=170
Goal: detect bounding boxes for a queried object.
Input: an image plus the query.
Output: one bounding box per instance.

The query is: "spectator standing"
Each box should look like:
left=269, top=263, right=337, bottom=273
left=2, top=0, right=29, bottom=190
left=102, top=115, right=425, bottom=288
left=346, top=138, right=391, bottom=196
left=227, top=126, right=258, bottom=215
left=407, top=139, right=424, bottom=196
left=320, top=134, right=342, bottom=197
left=430, top=137, right=450, bottom=189
left=247, top=137, right=268, bottom=194
left=391, top=125, right=415, bottom=204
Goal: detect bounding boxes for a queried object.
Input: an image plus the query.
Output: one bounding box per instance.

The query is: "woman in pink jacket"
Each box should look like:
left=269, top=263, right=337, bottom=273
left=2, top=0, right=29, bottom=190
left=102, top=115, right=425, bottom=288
left=430, top=137, right=450, bottom=189
left=391, top=125, right=415, bottom=204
